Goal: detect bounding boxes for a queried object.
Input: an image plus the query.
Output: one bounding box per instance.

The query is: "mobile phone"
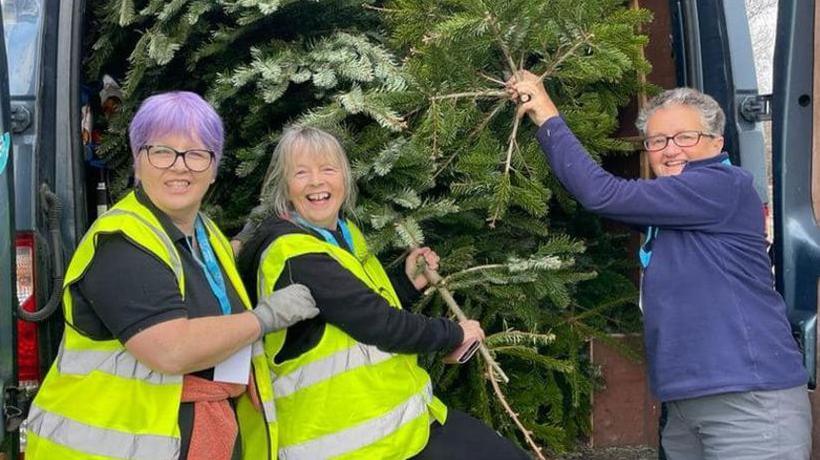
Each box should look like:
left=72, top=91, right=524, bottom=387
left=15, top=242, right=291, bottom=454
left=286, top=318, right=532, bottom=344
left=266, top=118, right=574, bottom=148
left=443, top=339, right=480, bottom=364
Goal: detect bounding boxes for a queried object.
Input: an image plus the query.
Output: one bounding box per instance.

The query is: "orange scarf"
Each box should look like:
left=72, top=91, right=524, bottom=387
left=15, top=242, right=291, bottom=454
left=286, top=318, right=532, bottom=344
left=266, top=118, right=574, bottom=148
left=181, top=375, right=247, bottom=460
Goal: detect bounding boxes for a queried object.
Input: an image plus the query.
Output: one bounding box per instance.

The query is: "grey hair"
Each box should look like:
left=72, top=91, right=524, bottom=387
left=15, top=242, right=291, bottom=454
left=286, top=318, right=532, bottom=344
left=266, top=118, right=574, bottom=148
left=259, top=125, right=357, bottom=219
left=635, top=88, right=726, bottom=136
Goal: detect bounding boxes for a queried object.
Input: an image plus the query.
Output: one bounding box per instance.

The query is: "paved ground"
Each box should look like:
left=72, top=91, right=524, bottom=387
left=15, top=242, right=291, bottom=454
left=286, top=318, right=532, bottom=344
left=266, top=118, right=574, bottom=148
left=556, top=446, right=658, bottom=460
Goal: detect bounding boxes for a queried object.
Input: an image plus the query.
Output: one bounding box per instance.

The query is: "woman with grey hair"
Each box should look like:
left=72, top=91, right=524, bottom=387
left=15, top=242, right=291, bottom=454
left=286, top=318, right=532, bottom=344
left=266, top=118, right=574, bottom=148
left=25, top=91, right=318, bottom=460
left=507, top=71, right=811, bottom=458
left=237, top=125, right=530, bottom=459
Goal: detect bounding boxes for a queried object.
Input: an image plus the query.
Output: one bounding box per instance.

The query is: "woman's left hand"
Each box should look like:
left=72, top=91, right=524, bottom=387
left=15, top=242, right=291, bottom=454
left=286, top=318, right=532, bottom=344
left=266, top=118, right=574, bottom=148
left=405, top=247, right=440, bottom=290
left=504, top=70, right=560, bottom=126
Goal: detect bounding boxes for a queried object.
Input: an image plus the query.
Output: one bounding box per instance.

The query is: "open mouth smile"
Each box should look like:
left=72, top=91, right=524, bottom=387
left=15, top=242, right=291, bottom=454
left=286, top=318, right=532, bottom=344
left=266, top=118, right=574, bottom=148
left=307, top=192, right=331, bottom=202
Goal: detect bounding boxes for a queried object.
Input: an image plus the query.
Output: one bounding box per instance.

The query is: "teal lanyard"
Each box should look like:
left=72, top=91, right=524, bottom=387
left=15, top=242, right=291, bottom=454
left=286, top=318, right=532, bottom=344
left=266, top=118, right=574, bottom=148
left=639, top=226, right=659, bottom=269
left=291, top=214, right=354, bottom=251
left=187, top=216, right=232, bottom=315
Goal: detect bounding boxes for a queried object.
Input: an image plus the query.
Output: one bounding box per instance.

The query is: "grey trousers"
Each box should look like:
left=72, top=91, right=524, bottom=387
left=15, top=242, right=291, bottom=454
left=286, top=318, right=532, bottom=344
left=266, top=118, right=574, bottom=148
left=661, top=385, right=812, bottom=460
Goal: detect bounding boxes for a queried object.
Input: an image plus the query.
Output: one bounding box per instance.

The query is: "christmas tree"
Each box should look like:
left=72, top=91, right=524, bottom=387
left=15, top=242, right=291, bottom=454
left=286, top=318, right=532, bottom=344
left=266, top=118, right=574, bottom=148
left=86, top=0, right=649, bottom=454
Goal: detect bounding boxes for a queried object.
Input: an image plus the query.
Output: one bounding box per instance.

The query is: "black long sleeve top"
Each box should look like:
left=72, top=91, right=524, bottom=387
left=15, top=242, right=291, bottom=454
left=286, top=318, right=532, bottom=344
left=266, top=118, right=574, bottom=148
left=237, top=216, right=463, bottom=363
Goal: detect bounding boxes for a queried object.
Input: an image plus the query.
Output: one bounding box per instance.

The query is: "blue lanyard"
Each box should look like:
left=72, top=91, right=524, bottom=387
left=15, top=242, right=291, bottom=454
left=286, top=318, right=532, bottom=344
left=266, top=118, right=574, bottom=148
left=189, top=216, right=232, bottom=315
left=291, top=214, right=354, bottom=251
left=639, top=226, right=659, bottom=269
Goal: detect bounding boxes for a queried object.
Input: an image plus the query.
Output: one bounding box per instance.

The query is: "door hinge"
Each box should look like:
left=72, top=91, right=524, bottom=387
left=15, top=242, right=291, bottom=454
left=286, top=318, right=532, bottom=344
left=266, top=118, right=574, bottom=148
left=10, top=102, right=32, bottom=133
left=739, top=94, right=772, bottom=123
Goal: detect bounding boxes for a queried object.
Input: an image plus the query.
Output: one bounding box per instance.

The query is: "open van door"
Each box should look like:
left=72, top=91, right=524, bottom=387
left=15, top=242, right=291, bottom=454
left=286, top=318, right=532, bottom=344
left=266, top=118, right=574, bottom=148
left=0, top=1, right=16, bottom=453
left=772, top=0, right=820, bottom=390
left=669, top=0, right=770, bottom=201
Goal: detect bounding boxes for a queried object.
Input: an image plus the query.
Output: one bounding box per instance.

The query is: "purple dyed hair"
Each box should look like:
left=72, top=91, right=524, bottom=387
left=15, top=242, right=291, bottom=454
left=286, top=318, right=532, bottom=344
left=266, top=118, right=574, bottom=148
left=128, top=91, right=225, bottom=171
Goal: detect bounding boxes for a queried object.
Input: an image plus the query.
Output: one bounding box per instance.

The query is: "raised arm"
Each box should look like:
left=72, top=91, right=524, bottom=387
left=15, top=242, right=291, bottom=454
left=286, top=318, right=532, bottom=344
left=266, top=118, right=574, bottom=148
left=508, top=71, right=740, bottom=229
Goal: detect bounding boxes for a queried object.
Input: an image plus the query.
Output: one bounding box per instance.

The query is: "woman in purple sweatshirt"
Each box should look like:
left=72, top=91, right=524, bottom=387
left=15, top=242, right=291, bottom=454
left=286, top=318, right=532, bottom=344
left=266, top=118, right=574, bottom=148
left=509, top=71, right=811, bottom=459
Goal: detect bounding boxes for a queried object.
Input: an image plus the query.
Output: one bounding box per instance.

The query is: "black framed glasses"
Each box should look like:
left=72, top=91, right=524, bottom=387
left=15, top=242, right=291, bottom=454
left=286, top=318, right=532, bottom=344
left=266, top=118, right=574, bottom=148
left=140, top=145, right=215, bottom=172
left=642, top=131, right=716, bottom=152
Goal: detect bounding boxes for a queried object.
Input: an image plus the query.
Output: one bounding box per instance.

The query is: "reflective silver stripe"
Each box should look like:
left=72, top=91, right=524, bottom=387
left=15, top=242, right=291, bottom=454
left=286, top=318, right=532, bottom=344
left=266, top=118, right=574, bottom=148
left=57, top=347, right=182, bottom=385
left=104, top=209, right=183, bottom=281
left=263, top=400, right=277, bottom=422
left=27, top=404, right=180, bottom=460
left=274, top=344, right=395, bottom=398
left=279, top=383, right=432, bottom=460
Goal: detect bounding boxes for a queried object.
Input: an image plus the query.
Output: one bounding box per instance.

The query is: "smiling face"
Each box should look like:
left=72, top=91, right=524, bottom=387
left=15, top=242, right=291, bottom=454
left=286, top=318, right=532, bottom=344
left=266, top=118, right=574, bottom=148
left=645, top=104, right=724, bottom=177
left=286, top=143, right=346, bottom=230
left=134, top=133, right=215, bottom=232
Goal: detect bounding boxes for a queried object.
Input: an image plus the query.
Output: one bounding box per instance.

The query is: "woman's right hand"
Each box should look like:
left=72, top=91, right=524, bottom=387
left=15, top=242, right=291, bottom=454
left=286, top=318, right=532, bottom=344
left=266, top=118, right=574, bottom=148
left=458, top=319, right=485, bottom=345
left=252, top=284, right=319, bottom=337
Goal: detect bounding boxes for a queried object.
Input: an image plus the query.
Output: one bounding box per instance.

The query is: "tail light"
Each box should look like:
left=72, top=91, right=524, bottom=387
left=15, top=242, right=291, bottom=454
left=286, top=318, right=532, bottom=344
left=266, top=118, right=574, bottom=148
left=15, top=232, right=41, bottom=386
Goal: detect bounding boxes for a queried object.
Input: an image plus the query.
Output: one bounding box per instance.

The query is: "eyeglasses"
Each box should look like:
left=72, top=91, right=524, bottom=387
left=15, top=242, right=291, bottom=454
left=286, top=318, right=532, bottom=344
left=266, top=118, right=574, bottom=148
left=140, top=145, right=214, bottom=172
left=642, top=131, right=716, bottom=152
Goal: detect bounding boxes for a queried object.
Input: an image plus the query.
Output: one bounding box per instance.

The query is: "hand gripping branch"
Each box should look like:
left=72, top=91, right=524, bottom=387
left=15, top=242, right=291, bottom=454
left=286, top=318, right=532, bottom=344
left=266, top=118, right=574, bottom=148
left=418, top=259, right=549, bottom=460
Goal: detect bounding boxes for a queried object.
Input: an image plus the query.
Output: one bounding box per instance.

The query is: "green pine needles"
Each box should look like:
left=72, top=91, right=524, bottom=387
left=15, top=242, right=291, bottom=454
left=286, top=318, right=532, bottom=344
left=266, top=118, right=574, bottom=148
left=85, top=0, right=649, bottom=454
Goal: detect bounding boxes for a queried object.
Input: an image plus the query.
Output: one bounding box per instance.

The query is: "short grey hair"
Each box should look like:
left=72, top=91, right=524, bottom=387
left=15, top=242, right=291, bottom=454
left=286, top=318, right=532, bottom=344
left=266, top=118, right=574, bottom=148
left=635, top=88, right=726, bottom=137
left=259, top=125, right=357, bottom=219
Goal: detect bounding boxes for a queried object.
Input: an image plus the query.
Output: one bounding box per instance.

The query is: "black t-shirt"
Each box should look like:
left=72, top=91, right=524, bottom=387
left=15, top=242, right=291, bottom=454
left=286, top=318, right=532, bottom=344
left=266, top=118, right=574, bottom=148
left=237, top=216, right=463, bottom=363
left=69, top=189, right=246, bottom=460
left=72, top=233, right=247, bottom=341
left=71, top=189, right=246, bottom=346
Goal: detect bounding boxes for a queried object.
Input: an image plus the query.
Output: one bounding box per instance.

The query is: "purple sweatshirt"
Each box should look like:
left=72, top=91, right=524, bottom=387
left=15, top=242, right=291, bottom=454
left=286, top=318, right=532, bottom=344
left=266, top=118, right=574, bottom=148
left=537, top=117, right=807, bottom=401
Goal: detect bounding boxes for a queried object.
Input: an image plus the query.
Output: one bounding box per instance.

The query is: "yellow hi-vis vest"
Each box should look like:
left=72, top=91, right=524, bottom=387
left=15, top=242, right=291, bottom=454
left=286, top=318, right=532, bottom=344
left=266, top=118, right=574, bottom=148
left=25, top=191, right=278, bottom=460
left=257, top=219, right=448, bottom=460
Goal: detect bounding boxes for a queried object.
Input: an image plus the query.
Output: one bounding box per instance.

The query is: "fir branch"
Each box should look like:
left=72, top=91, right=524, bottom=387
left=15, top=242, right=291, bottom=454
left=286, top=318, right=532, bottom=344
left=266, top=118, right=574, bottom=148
left=503, top=112, right=522, bottom=175
left=481, top=7, right=517, bottom=75
left=421, top=266, right=510, bottom=383
left=431, top=99, right=506, bottom=180
left=485, top=330, right=557, bottom=348
left=487, top=364, right=549, bottom=460
left=478, top=71, right=505, bottom=86
left=429, top=89, right=507, bottom=101
left=559, top=291, right=637, bottom=325
left=430, top=100, right=438, bottom=160
left=441, top=263, right=506, bottom=283
left=118, top=0, right=137, bottom=26
left=538, top=32, right=595, bottom=81
left=361, top=3, right=399, bottom=13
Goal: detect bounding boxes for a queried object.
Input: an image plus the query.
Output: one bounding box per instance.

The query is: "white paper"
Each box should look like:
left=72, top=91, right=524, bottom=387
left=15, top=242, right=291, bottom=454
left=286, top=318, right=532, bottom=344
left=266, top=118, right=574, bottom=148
left=213, top=345, right=252, bottom=384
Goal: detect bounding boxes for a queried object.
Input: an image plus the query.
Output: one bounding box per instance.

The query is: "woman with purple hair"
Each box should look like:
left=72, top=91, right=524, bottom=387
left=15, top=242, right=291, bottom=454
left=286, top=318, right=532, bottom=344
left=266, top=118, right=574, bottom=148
left=25, top=91, right=318, bottom=460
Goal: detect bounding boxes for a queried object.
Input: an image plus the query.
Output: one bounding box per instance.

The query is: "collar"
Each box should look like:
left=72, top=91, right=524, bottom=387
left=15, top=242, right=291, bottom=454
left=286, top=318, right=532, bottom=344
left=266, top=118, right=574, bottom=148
left=682, top=152, right=730, bottom=172
left=287, top=213, right=353, bottom=252
left=134, top=186, right=189, bottom=243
